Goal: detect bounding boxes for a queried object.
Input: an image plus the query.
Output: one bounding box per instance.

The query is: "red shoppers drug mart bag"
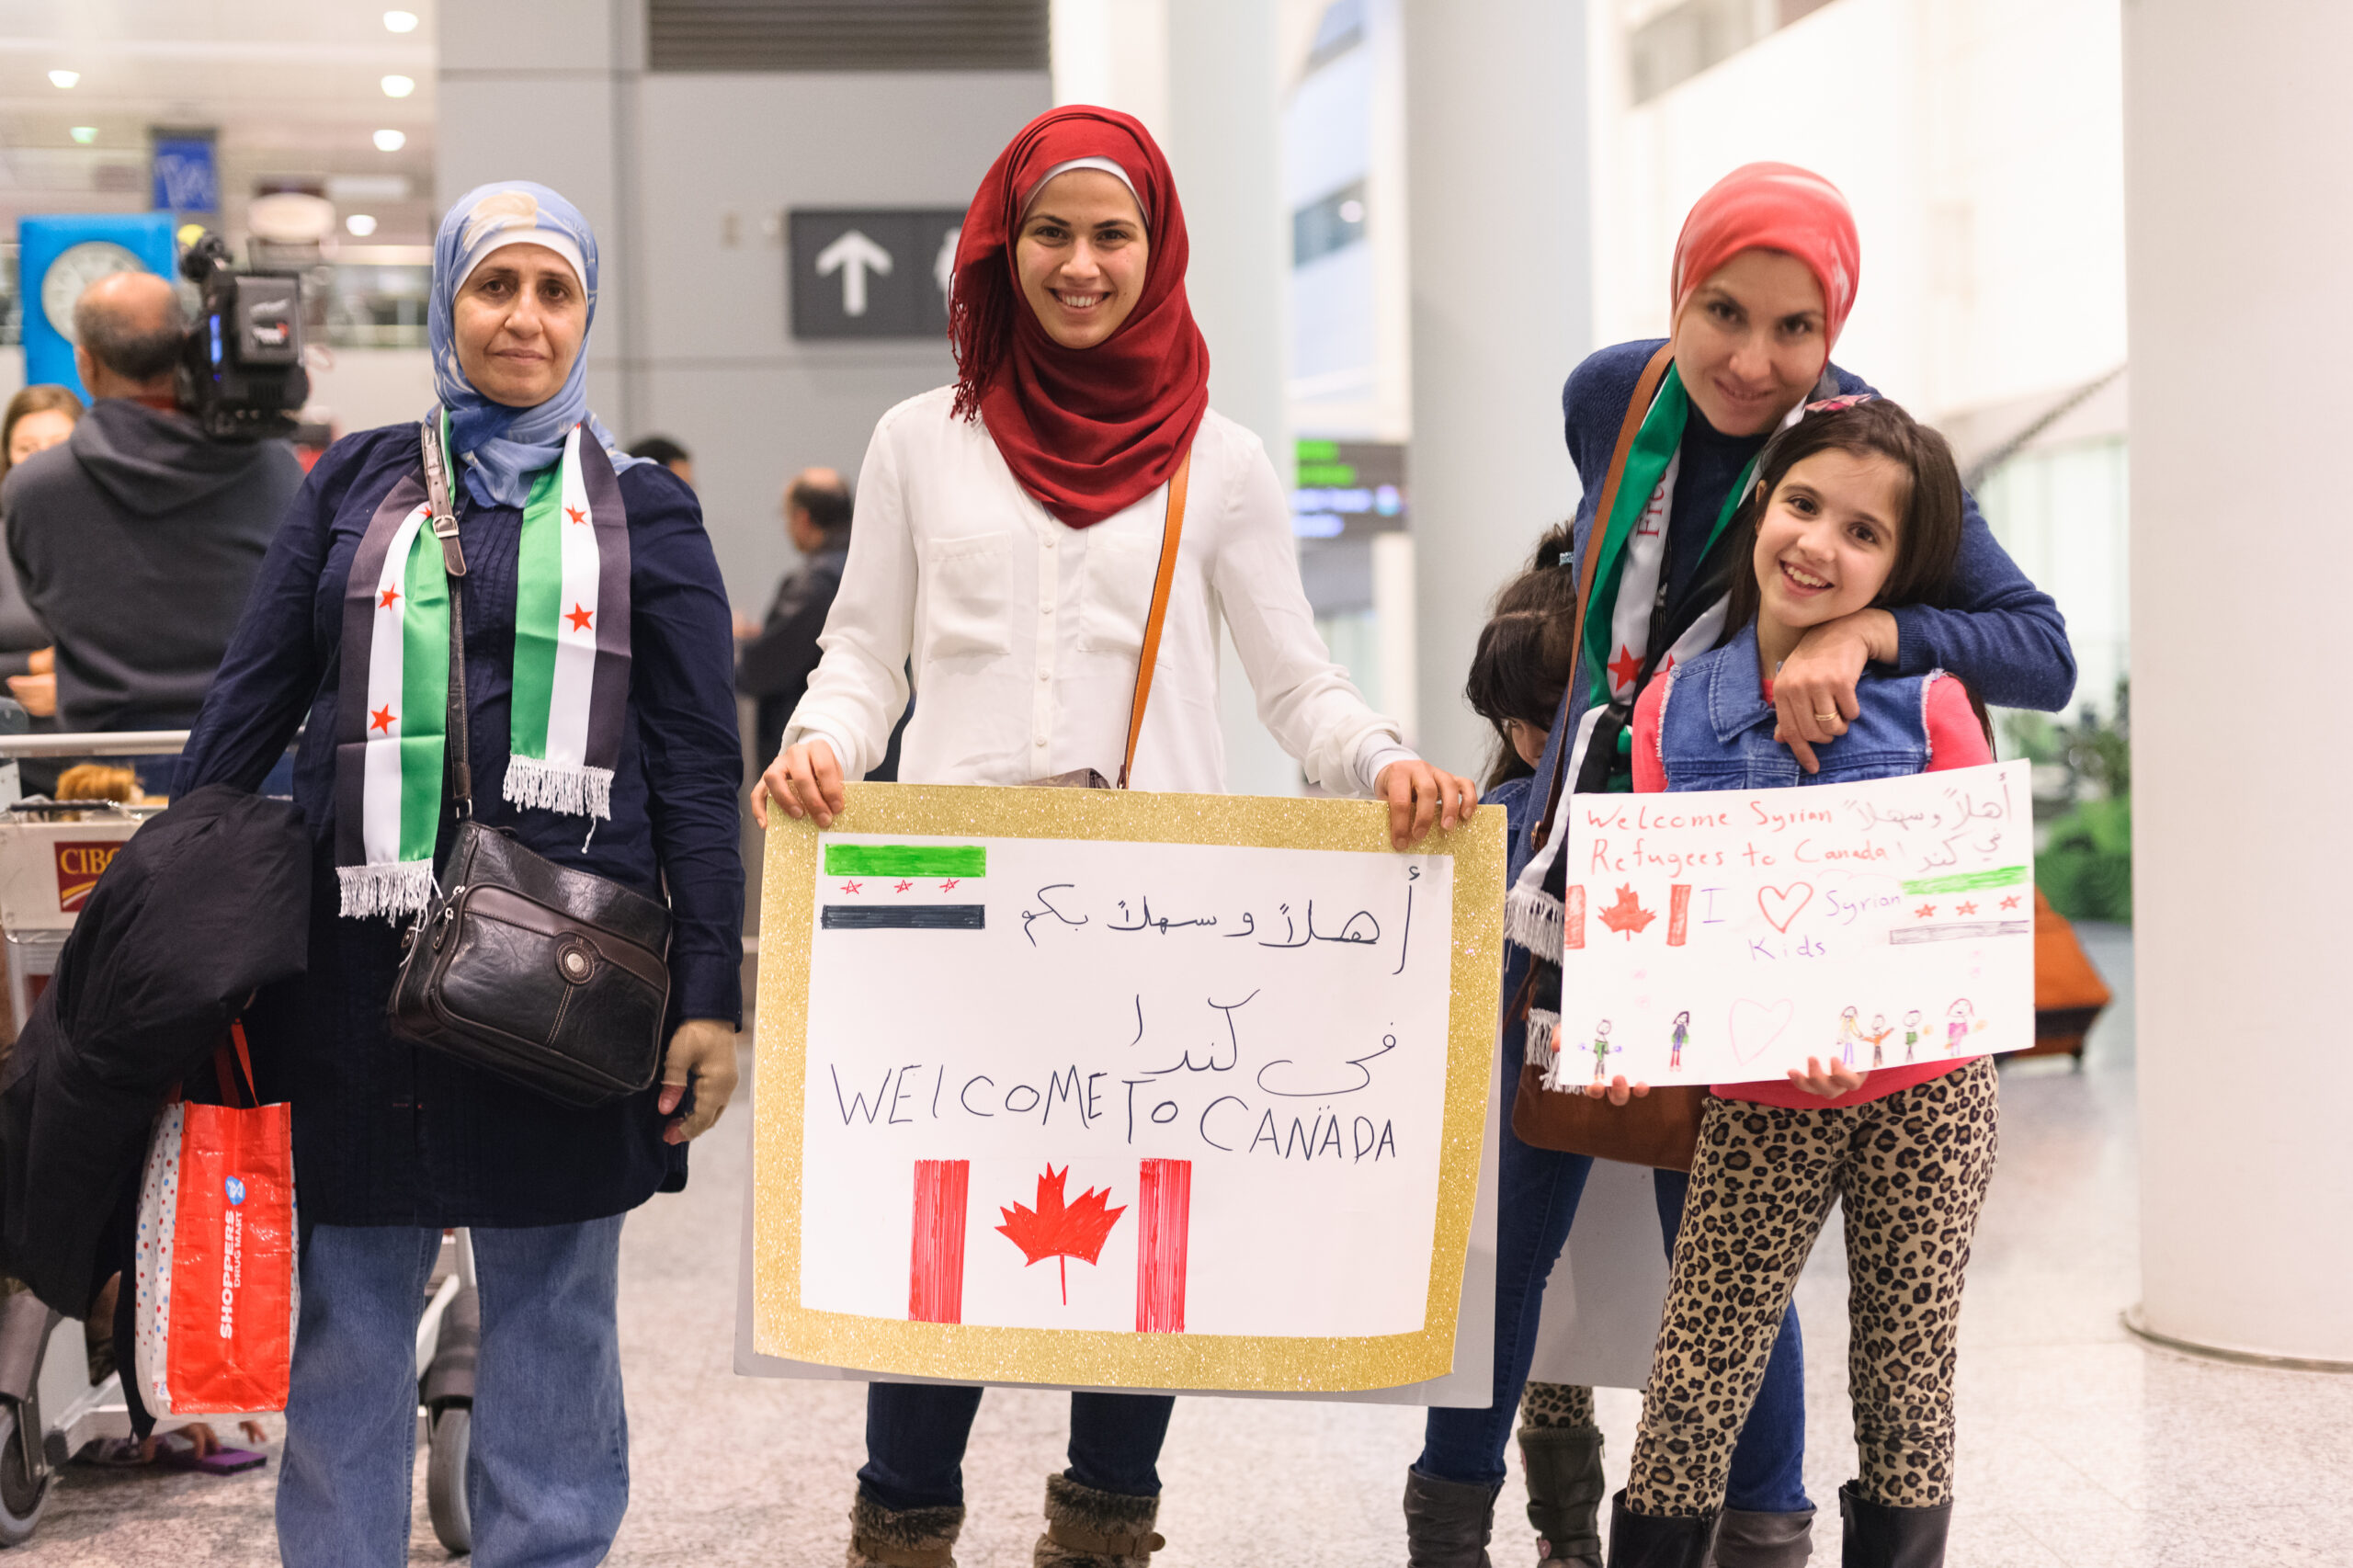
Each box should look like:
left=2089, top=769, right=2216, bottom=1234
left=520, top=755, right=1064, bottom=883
left=131, top=1027, right=298, bottom=1415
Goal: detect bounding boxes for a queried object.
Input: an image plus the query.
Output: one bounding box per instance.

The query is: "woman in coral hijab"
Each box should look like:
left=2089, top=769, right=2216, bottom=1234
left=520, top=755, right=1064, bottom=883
left=759, top=108, right=1474, bottom=1568
left=1402, top=165, right=2075, bottom=1568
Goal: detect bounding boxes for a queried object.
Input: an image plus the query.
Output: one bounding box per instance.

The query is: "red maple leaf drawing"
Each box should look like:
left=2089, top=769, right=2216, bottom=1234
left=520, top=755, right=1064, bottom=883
left=995, top=1165, right=1125, bottom=1305
left=1597, top=883, right=1656, bottom=940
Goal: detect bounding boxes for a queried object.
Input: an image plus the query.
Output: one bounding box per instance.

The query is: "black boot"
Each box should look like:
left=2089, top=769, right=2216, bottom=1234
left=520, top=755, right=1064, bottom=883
left=1403, top=1467, right=1500, bottom=1568
left=847, top=1491, right=964, bottom=1568
left=1605, top=1491, right=1714, bottom=1568
left=1836, top=1483, right=1949, bottom=1568
left=1034, top=1472, right=1165, bottom=1566
left=1711, top=1503, right=1815, bottom=1566
left=1518, top=1425, right=1606, bottom=1566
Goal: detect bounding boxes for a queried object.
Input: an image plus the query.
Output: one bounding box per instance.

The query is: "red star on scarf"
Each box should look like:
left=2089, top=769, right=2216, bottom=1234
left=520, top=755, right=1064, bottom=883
left=894, top=880, right=914, bottom=893
left=1915, top=903, right=1936, bottom=919
left=1956, top=901, right=1978, bottom=916
left=1608, top=643, right=1643, bottom=691
left=379, top=585, right=400, bottom=610
left=565, top=505, right=587, bottom=525
left=840, top=881, right=863, bottom=895
left=369, top=705, right=397, bottom=733
left=565, top=603, right=594, bottom=632
left=2001, top=894, right=2022, bottom=911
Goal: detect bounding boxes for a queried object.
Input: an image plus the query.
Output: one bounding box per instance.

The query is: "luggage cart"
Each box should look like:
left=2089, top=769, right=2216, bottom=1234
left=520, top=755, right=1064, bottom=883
left=0, top=732, right=282, bottom=1547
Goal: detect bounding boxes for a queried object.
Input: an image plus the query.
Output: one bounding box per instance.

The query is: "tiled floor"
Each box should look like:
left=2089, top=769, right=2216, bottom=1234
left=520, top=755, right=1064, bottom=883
left=19, top=926, right=2353, bottom=1565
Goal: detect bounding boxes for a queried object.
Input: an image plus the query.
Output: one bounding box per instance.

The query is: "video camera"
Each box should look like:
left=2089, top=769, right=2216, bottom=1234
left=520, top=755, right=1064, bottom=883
left=176, top=233, right=309, bottom=442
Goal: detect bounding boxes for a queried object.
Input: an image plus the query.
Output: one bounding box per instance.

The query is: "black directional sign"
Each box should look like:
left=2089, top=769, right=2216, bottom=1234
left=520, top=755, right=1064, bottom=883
left=789, top=208, right=966, bottom=340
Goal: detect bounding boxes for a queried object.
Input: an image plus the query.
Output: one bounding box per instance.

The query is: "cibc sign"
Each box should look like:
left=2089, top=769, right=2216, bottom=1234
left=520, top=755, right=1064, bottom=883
left=54, top=840, right=121, bottom=913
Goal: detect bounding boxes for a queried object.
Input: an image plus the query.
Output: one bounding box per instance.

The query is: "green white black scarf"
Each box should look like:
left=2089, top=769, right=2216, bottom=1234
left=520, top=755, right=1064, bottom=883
left=334, top=420, right=631, bottom=919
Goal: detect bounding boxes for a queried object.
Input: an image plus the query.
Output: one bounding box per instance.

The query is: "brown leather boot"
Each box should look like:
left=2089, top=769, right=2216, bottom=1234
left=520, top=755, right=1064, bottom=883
left=1033, top=1471, right=1165, bottom=1566
left=1520, top=1424, right=1607, bottom=1566
left=847, top=1491, right=964, bottom=1568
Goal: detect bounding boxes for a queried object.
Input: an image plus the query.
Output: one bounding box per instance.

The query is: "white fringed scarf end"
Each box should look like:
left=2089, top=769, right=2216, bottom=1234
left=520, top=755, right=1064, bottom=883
left=1506, top=884, right=1565, bottom=961
left=338, top=859, right=436, bottom=922
left=503, top=756, right=614, bottom=820
left=1526, top=1009, right=1561, bottom=1069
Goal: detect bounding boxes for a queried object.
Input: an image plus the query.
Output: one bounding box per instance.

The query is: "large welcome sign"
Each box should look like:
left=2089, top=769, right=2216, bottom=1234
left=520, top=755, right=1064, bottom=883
left=751, top=784, right=1503, bottom=1392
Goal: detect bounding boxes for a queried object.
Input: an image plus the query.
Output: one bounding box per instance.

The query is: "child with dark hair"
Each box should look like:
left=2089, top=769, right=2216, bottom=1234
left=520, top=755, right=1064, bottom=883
left=1599, top=397, right=2010, bottom=1568
left=1464, top=524, right=1580, bottom=793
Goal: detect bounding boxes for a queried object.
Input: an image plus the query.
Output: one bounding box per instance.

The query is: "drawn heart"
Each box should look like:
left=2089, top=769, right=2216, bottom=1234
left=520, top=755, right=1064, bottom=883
left=1756, top=882, right=1814, bottom=933
left=1728, top=998, right=1797, bottom=1065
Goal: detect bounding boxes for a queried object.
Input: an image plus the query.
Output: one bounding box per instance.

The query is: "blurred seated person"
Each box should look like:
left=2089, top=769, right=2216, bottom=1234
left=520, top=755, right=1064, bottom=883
left=0, top=385, right=81, bottom=722
left=738, top=467, right=905, bottom=778
left=631, top=433, right=694, bottom=487
left=3, top=274, right=301, bottom=769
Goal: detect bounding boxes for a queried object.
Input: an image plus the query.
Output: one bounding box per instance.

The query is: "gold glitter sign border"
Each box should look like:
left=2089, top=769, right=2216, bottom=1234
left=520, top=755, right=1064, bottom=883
left=752, top=781, right=1504, bottom=1392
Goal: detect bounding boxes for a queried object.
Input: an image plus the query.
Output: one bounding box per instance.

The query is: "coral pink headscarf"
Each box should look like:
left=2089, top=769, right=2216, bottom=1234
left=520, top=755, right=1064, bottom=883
left=948, top=106, right=1211, bottom=529
left=1669, top=163, right=1861, bottom=357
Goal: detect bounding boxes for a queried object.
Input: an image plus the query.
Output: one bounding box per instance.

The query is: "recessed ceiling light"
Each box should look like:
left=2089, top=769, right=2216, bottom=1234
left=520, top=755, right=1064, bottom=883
left=69, top=126, right=97, bottom=144
left=383, top=10, right=419, bottom=31
left=345, top=213, right=380, bottom=237
left=373, top=128, right=407, bottom=152
left=380, top=74, right=415, bottom=98
left=48, top=70, right=79, bottom=89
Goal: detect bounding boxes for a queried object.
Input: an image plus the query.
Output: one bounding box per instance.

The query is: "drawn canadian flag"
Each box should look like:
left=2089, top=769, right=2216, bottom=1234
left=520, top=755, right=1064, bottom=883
left=906, top=1159, right=1192, bottom=1333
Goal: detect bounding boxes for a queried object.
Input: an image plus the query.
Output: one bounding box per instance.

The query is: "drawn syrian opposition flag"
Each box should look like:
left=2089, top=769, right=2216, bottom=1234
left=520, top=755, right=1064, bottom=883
left=822, top=844, right=986, bottom=930
left=907, top=1159, right=1192, bottom=1333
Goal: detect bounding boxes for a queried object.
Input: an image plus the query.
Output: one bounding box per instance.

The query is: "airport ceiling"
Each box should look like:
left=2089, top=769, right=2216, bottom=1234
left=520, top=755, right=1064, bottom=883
left=0, top=1, right=438, bottom=244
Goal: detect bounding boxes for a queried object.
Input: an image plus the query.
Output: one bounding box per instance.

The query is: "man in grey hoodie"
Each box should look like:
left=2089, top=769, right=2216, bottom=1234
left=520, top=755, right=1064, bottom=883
left=2, top=271, right=301, bottom=735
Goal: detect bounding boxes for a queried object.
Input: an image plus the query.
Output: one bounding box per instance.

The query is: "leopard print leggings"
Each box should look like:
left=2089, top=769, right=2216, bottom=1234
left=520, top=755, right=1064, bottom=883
left=1627, top=1057, right=1999, bottom=1516
left=1521, top=1381, right=1597, bottom=1429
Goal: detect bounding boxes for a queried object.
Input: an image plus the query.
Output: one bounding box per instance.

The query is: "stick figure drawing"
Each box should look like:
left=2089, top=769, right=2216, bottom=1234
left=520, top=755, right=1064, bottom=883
left=1669, top=1010, right=1690, bottom=1072
left=1903, top=1008, right=1924, bottom=1062
left=1588, top=1019, right=1619, bottom=1086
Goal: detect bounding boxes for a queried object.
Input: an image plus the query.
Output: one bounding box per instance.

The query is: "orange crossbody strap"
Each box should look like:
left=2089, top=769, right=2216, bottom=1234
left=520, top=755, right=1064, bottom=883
left=1535, top=343, right=1675, bottom=850
left=1116, top=449, right=1192, bottom=790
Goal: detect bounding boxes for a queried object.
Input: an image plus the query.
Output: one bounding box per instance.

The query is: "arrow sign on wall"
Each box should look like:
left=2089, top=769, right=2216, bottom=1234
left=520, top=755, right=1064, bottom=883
left=816, top=229, right=893, bottom=317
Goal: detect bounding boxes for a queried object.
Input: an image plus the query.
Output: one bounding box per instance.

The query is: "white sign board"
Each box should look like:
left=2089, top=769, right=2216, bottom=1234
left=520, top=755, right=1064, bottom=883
left=752, top=785, right=1501, bottom=1392
left=1545, top=761, right=2033, bottom=1086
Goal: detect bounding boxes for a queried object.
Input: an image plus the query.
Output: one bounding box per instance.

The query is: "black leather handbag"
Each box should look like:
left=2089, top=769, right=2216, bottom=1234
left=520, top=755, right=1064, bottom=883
left=386, top=415, right=674, bottom=1108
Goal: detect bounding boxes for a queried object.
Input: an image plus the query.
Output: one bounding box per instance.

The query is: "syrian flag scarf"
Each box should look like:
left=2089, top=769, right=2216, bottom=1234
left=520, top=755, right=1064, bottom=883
left=333, top=415, right=631, bottom=920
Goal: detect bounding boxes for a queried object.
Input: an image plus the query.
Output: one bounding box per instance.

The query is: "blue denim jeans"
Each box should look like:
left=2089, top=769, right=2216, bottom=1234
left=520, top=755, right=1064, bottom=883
left=276, top=1218, right=631, bottom=1567
left=1415, top=1062, right=1808, bottom=1513
left=859, top=1383, right=1176, bottom=1508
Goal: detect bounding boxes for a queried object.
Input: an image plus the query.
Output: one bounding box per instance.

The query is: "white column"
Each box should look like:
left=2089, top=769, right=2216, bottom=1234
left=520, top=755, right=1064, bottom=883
left=1165, top=0, right=1302, bottom=796
left=1404, top=0, right=1591, bottom=778
left=2125, top=0, right=2353, bottom=1363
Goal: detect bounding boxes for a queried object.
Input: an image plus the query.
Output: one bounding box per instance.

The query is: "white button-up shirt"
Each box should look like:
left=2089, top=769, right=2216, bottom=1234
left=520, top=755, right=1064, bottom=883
left=784, top=386, right=1413, bottom=795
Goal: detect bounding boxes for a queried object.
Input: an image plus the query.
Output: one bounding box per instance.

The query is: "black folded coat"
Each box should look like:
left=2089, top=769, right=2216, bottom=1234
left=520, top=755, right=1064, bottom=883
left=0, top=785, right=310, bottom=1315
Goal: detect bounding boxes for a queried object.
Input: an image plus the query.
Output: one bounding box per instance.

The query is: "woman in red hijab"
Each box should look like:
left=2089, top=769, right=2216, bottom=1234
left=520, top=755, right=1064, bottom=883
left=1402, top=165, right=2074, bottom=1568
left=757, top=107, right=1475, bottom=1568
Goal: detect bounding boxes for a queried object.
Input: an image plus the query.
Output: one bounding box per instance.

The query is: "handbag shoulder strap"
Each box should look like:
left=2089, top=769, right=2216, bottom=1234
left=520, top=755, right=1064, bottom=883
left=420, top=413, right=473, bottom=818
left=1115, top=449, right=1192, bottom=790
left=1534, top=343, right=1675, bottom=850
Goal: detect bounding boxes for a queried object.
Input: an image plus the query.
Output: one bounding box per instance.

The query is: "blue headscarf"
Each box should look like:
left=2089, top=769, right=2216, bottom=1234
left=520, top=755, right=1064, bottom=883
left=428, top=180, right=644, bottom=509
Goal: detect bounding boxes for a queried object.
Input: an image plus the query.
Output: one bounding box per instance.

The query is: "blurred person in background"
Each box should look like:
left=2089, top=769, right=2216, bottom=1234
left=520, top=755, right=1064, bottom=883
left=176, top=180, right=742, bottom=1568
left=631, top=432, right=694, bottom=487
left=0, top=385, right=79, bottom=722
left=2, top=272, right=301, bottom=778
left=736, top=466, right=905, bottom=774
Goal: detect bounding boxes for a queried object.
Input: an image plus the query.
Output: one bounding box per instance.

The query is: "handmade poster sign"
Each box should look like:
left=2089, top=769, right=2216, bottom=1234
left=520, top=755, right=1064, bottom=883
left=1541, top=760, right=2031, bottom=1086
left=752, top=783, right=1503, bottom=1392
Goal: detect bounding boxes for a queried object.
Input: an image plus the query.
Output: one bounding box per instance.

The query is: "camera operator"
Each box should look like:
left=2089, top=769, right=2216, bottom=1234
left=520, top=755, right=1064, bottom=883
left=1, top=270, right=301, bottom=766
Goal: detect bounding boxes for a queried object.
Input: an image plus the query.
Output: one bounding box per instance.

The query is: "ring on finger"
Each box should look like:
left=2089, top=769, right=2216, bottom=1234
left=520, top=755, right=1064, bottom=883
left=1813, top=710, right=1839, bottom=722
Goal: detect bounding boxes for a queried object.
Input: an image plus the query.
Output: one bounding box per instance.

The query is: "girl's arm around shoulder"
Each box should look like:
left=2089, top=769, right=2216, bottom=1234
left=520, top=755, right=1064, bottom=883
left=1924, top=673, right=1995, bottom=772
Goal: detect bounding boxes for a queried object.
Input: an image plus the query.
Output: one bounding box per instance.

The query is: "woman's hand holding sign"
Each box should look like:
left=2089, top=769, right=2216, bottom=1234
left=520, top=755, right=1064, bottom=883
left=757, top=738, right=847, bottom=829
left=1376, top=760, right=1479, bottom=851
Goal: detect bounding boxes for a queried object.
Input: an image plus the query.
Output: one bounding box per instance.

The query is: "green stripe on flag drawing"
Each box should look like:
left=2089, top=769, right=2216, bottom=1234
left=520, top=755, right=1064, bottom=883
left=1900, top=866, right=2029, bottom=896
left=825, top=845, right=987, bottom=878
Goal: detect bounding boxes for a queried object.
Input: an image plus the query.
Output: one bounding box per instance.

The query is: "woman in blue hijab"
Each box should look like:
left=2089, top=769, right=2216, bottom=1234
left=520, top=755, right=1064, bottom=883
left=178, top=182, right=745, bottom=1566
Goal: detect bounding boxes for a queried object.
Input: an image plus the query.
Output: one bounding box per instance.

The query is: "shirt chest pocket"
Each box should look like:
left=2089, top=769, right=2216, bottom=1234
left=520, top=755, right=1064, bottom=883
left=1076, top=531, right=1162, bottom=655
left=921, top=532, right=1017, bottom=662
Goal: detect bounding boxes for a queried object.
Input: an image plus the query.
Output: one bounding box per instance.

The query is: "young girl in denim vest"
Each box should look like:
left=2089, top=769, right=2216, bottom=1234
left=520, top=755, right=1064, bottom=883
left=1598, top=397, right=2007, bottom=1568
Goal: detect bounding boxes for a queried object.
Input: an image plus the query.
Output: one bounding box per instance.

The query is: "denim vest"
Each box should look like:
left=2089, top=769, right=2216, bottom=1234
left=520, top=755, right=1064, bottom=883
left=1656, top=623, right=1933, bottom=791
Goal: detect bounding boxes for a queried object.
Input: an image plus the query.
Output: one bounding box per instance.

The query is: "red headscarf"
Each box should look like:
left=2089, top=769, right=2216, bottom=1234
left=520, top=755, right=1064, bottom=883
left=949, top=106, right=1211, bottom=529
left=1670, top=163, right=1861, bottom=356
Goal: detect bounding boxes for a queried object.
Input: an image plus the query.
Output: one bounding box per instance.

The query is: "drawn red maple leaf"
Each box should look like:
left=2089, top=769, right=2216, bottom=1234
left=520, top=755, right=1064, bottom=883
left=995, top=1165, right=1126, bottom=1305
left=1597, top=883, right=1655, bottom=940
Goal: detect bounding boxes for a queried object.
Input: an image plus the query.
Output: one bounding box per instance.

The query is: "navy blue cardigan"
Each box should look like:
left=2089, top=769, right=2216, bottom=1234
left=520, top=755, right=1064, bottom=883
left=176, top=425, right=745, bottom=1227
